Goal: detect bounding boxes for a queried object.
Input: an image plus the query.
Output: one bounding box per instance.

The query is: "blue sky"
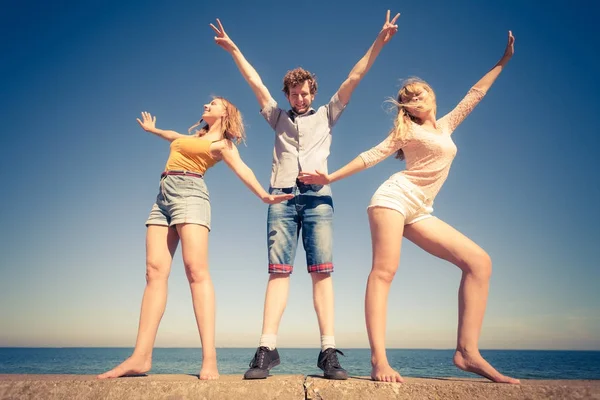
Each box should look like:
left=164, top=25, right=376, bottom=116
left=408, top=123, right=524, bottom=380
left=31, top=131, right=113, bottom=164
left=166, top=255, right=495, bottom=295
left=1, top=0, right=598, bottom=350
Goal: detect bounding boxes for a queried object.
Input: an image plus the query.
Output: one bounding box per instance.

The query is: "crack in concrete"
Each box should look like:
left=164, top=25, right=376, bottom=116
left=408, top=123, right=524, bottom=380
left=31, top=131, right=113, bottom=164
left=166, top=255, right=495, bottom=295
left=303, top=376, right=322, bottom=400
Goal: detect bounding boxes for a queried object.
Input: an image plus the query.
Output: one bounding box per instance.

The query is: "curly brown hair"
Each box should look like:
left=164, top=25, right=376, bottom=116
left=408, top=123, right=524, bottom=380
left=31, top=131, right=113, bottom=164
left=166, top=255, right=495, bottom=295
left=282, top=68, right=318, bottom=95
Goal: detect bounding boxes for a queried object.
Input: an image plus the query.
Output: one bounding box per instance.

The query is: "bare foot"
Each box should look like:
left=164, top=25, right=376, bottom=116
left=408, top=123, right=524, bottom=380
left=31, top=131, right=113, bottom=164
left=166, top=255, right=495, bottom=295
left=97, top=356, right=151, bottom=379
left=454, top=349, right=520, bottom=384
left=371, top=362, right=404, bottom=383
left=199, top=357, right=219, bottom=380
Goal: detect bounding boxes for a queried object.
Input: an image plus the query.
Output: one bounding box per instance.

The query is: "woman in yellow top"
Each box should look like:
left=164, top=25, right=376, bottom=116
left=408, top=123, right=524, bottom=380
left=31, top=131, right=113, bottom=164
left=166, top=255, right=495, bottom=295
left=98, top=97, right=292, bottom=380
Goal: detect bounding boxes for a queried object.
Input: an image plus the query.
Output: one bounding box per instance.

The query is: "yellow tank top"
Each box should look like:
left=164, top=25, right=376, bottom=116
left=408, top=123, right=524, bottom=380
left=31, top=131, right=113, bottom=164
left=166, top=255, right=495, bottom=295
left=164, top=137, right=218, bottom=175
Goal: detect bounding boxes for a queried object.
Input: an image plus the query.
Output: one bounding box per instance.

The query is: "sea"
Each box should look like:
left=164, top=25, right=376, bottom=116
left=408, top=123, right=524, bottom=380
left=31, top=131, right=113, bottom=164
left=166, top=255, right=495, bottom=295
left=0, top=348, right=599, bottom=379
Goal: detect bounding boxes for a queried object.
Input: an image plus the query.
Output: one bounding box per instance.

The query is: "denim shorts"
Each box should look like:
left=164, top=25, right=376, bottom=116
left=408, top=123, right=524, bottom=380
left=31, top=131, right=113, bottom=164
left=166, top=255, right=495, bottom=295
left=267, top=181, right=333, bottom=274
left=368, top=173, right=433, bottom=225
left=145, top=173, right=211, bottom=230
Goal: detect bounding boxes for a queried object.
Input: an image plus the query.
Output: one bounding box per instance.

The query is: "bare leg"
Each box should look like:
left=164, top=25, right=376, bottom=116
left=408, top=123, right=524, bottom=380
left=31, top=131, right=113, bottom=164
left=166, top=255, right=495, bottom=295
left=366, top=207, right=405, bottom=383
left=404, top=217, right=520, bottom=384
left=177, top=223, right=218, bottom=380
left=261, top=274, right=291, bottom=335
left=311, top=272, right=334, bottom=336
left=97, top=225, right=178, bottom=379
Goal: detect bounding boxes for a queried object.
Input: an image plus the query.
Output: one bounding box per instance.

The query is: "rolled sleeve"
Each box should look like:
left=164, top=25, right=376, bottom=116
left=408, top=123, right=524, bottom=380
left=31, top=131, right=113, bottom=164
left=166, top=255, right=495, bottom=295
left=260, top=98, right=283, bottom=130
left=326, top=92, right=347, bottom=128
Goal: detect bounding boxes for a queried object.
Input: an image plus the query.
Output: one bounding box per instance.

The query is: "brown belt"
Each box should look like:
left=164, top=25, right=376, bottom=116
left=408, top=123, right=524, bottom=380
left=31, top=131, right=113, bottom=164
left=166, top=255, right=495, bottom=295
left=161, top=170, right=203, bottom=179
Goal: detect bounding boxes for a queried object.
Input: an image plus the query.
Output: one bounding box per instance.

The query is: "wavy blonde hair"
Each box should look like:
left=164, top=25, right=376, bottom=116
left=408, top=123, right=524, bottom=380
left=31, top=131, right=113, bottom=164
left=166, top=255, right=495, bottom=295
left=187, top=96, right=245, bottom=144
left=388, top=78, right=437, bottom=160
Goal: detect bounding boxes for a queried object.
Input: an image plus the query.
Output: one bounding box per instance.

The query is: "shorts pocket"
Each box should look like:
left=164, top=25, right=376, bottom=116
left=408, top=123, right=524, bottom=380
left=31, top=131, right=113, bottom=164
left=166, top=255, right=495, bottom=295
left=389, top=176, right=427, bottom=204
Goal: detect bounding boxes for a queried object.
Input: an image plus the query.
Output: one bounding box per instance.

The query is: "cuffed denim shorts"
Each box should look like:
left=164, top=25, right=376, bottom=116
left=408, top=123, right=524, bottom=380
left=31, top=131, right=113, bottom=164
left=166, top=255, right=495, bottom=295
left=267, top=181, right=333, bottom=274
left=145, top=172, right=211, bottom=230
left=368, top=173, right=433, bottom=225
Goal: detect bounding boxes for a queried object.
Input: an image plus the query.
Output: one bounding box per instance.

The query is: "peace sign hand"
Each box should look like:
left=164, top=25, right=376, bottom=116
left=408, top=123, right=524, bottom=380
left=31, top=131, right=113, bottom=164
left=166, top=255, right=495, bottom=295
left=209, top=18, right=237, bottom=53
left=379, top=10, right=400, bottom=44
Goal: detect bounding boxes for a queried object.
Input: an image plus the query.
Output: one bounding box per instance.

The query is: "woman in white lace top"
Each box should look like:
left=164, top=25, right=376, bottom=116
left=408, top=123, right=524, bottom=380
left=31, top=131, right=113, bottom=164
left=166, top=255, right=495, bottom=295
left=299, top=31, right=519, bottom=384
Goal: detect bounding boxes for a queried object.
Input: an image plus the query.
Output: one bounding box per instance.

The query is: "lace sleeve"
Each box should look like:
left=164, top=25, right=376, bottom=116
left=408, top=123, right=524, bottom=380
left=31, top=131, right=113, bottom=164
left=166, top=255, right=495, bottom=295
left=441, top=87, right=486, bottom=134
left=359, top=133, right=406, bottom=168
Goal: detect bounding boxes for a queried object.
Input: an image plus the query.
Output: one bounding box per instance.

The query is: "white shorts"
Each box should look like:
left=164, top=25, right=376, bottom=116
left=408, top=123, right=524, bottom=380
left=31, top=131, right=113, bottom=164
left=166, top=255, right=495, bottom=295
left=368, top=174, right=433, bottom=225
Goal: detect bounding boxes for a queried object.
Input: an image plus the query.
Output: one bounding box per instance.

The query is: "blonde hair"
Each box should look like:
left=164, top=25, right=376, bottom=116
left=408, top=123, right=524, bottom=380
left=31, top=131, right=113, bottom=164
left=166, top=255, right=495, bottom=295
left=388, top=78, right=437, bottom=160
left=187, top=97, right=245, bottom=144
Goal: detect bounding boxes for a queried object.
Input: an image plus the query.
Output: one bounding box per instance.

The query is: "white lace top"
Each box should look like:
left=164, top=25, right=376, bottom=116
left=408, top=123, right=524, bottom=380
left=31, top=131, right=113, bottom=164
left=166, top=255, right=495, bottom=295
left=359, top=87, right=486, bottom=202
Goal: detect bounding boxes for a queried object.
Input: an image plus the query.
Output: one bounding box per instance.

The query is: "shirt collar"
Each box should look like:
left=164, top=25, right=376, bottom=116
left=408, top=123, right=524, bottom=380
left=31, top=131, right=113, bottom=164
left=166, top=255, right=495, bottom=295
left=288, top=107, right=316, bottom=122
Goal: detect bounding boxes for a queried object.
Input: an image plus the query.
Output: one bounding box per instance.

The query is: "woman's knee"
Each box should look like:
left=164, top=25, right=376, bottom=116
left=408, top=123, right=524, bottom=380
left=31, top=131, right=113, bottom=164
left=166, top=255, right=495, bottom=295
left=369, top=263, right=398, bottom=284
left=185, top=263, right=210, bottom=284
left=461, top=249, right=492, bottom=280
left=145, top=258, right=170, bottom=282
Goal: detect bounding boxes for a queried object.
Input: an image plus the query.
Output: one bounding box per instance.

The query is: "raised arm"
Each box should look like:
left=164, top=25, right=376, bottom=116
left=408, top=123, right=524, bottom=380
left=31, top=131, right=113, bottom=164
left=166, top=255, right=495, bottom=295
left=443, top=31, right=515, bottom=134
left=136, top=112, right=187, bottom=142
left=210, top=19, right=273, bottom=110
left=473, top=31, right=515, bottom=93
left=335, top=10, right=400, bottom=106
left=219, top=141, right=294, bottom=204
left=298, top=132, right=404, bottom=185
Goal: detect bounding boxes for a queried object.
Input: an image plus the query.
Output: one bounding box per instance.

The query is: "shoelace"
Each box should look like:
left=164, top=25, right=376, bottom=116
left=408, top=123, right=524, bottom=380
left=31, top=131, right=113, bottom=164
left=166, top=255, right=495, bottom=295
left=324, top=349, right=345, bottom=369
left=249, top=346, right=270, bottom=368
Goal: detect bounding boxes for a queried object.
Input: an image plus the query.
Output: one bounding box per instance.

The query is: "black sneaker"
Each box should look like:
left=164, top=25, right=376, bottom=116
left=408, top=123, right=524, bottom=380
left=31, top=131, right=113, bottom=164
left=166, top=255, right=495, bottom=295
left=317, top=348, right=348, bottom=380
left=243, top=346, right=280, bottom=379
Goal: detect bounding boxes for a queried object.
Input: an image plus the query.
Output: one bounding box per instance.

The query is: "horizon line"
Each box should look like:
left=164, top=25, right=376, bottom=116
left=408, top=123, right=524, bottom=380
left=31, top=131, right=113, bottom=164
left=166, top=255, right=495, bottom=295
left=1, top=346, right=599, bottom=352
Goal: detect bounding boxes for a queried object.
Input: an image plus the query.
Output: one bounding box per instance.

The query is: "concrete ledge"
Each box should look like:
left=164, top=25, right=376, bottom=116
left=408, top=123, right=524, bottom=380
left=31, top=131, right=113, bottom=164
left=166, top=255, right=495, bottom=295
left=306, top=376, right=600, bottom=400
left=0, top=374, right=599, bottom=400
left=0, top=375, right=304, bottom=400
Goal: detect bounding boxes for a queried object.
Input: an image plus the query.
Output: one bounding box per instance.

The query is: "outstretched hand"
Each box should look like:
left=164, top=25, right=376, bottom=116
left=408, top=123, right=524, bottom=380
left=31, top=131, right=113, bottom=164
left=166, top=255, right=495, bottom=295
left=298, top=171, right=331, bottom=185
left=209, top=18, right=236, bottom=52
left=262, top=193, right=294, bottom=204
left=379, top=10, right=400, bottom=44
left=136, top=111, right=156, bottom=132
left=502, top=30, right=515, bottom=60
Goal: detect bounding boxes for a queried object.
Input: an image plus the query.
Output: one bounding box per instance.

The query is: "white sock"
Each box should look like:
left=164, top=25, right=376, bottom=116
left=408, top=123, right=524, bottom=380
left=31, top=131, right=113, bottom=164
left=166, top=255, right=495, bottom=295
left=321, top=335, right=336, bottom=351
left=259, top=334, right=277, bottom=351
